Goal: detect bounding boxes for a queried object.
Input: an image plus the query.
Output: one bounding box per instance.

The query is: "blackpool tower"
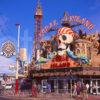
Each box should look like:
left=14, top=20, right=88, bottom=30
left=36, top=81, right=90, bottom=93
left=33, top=0, right=43, bottom=60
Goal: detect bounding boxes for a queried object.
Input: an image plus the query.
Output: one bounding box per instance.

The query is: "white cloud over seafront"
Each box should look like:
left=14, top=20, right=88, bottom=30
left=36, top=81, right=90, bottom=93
left=0, top=55, right=16, bottom=74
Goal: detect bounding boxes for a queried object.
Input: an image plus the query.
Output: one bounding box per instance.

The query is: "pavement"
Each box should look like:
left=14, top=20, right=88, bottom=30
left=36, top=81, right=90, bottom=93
left=0, top=93, right=100, bottom=100
left=87, top=95, right=100, bottom=100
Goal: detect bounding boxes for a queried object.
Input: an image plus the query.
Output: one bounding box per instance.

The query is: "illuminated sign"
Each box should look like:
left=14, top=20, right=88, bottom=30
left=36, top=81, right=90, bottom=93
left=1, top=40, right=16, bottom=58
left=42, top=14, right=94, bottom=34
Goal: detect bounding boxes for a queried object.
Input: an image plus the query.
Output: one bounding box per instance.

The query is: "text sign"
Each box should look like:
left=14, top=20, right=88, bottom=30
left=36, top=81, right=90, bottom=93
left=42, top=20, right=58, bottom=34
left=69, top=16, right=94, bottom=30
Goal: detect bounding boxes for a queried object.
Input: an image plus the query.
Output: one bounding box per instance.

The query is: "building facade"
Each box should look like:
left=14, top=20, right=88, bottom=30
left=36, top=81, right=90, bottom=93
left=29, top=0, right=100, bottom=94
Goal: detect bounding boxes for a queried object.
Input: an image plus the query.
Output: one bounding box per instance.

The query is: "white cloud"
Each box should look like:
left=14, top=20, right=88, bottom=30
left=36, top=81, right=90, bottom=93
left=0, top=55, right=16, bottom=74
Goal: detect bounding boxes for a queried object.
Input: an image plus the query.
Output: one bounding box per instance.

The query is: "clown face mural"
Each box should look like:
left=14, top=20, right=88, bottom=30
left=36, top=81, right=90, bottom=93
left=57, top=27, right=74, bottom=56
left=57, top=27, right=89, bottom=64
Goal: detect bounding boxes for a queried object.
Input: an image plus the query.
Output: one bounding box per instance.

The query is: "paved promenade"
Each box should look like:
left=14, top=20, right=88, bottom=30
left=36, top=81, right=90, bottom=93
left=0, top=93, right=100, bottom=100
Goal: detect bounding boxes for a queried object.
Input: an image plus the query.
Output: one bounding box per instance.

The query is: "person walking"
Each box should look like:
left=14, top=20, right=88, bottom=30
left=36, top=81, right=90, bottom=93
left=86, top=83, right=89, bottom=98
left=0, top=81, right=3, bottom=95
left=86, top=83, right=89, bottom=93
left=76, top=81, right=82, bottom=100
left=32, top=82, right=38, bottom=97
left=47, top=83, right=51, bottom=93
left=72, top=83, right=77, bottom=97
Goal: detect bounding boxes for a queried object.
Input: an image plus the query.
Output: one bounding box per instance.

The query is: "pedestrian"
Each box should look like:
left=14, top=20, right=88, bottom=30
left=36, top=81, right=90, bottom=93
left=0, top=81, right=2, bottom=95
left=81, top=83, right=88, bottom=100
left=32, top=81, right=38, bottom=97
left=72, top=83, right=77, bottom=97
left=47, top=83, right=51, bottom=93
left=20, top=79, right=25, bottom=96
left=86, top=83, right=89, bottom=93
left=37, top=84, right=41, bottom=93
left=86, top=83, right=89, bottom=98
left=0, top=81, right=4, bottom=95
left=93, top=83, right=96, bottom=95
left=76, top=81, right=82, bottom=100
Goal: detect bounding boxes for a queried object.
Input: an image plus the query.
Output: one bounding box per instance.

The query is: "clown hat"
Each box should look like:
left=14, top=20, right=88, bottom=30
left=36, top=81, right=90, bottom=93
left=57, top=27, right=76, bottom=37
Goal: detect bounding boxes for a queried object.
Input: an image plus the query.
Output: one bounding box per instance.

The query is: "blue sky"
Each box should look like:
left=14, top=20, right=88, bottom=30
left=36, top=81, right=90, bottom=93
left=0, top=0, right=100, bottom=73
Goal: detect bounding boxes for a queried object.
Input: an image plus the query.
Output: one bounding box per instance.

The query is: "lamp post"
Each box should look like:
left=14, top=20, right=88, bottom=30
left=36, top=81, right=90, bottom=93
left=15, top=24, right=20, bottom=94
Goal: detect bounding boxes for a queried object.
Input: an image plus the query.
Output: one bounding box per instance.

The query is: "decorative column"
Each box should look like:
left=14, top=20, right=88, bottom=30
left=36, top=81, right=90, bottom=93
left=70, top=79, right=73, bottom=97
left=63, top=79, right=67, bottom=93
left=96, top=80, right=98, bottom=95
left=54, top=79, right=59, bottom=93
left=90, top=79, right=93, bottom=94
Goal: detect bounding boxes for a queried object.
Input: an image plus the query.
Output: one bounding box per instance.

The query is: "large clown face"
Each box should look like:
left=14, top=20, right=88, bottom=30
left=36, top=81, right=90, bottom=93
left=57, top=27, right=74, bottom=55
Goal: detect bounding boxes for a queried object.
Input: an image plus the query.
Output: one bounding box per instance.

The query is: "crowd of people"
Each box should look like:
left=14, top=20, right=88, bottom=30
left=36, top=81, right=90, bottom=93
left=0, top=75, right=99, bottom=99
left=0, top=74, right=15, bottom=95
left=72, top=82, right=89, bottom=99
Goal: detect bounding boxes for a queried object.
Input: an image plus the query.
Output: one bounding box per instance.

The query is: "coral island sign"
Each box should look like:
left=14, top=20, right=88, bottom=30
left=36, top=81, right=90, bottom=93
left=69, top=16, right=94, bottom=30
left=42, top=14, right=94, bottom=34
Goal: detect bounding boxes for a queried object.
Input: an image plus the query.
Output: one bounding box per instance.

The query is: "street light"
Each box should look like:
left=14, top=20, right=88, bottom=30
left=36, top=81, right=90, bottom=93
left=15, top=24, right=20, bottom=94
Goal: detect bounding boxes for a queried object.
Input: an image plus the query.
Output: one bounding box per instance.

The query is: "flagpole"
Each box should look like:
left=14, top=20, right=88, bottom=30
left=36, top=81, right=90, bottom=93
left=15, top=23, right=20, bottom=95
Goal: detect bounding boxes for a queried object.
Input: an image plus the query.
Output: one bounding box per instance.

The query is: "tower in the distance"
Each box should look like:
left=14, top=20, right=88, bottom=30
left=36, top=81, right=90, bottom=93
left=33, top=0, right=43, bottom=60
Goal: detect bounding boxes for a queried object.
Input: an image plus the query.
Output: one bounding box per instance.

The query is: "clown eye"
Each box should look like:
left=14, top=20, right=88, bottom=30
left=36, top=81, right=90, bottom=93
left=62, top=35, right=67, bottom=40
left=59, top=34, right=73, bottom=44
